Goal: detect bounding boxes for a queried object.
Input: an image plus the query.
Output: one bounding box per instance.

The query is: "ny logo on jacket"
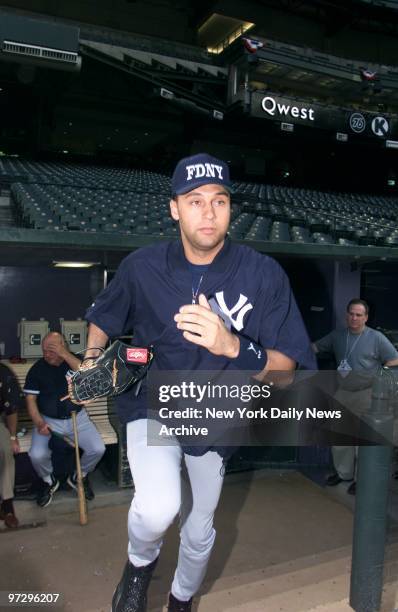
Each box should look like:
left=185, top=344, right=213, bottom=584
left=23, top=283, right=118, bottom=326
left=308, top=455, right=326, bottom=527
left=209, top=292, right=253, bottom=331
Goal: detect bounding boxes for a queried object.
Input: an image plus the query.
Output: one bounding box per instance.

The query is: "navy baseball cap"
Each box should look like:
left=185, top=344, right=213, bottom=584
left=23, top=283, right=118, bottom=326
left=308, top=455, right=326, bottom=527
left=171, top=153, right=233, bottom=197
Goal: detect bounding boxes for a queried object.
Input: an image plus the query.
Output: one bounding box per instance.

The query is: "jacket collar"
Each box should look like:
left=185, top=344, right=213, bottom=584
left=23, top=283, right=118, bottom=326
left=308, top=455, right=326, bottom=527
left=168, top=236, right=232, bottom=276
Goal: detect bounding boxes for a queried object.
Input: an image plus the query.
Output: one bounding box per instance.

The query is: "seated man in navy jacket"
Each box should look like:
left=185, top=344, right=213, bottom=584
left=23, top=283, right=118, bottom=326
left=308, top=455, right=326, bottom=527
left=24, top=332, right=105, bottom=507
left=83, top=153, right=316, bottom=612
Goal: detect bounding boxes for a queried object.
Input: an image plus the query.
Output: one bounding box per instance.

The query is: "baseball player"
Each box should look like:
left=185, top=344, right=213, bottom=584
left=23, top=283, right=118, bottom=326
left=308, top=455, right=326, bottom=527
left=83, top=153, right=316, bottom=611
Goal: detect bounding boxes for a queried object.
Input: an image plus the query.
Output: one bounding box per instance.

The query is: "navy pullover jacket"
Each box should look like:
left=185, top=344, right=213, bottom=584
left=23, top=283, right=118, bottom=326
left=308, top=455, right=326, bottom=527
left=85, top=238, right=316, bottom=454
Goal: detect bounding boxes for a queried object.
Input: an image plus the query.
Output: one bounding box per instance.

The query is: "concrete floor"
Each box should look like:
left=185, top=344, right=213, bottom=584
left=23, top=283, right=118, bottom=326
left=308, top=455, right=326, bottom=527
left=1, top=469, right=398, bottom=612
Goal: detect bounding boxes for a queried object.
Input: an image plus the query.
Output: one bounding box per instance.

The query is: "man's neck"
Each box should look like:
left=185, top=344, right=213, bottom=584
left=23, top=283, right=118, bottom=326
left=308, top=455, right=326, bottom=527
left=183, top=240, right=224, bottom=265
left=348, top=326, right=366, bottom=335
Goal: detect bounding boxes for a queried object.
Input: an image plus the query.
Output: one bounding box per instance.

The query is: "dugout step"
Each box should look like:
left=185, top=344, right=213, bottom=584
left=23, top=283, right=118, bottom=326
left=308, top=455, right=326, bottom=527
left=9, top=468, right=133, bottom=528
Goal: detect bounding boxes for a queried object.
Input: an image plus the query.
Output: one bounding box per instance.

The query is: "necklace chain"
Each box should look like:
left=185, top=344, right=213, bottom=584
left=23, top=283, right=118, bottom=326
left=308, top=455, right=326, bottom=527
left=191, top=274, right=204, bottom=304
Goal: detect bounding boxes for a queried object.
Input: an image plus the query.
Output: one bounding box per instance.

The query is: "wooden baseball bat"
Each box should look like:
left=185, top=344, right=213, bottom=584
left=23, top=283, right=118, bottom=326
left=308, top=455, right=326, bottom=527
left=71, top=410, right=88, bottom=526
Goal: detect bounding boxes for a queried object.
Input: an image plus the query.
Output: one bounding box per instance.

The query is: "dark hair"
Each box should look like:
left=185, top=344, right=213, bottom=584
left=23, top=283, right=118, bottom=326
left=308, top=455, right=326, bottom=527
left=346, top=298, right=369, bottom=315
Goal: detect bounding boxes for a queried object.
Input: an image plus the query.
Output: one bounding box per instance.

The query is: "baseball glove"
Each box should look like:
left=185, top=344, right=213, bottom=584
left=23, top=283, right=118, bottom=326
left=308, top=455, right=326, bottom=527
left=67, top=340, right=153, bottom=403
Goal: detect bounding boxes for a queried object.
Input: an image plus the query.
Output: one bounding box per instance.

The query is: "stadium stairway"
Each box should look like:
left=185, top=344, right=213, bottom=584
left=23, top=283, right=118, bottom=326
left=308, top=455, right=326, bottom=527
left=0, top=189, right=16, bottom=227
left=176, top=548, right=355, bottom=612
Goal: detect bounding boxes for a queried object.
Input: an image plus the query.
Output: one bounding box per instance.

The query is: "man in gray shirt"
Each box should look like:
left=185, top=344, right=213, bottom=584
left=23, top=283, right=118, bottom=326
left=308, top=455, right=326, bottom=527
left=313, top=298, right=398, bottom=494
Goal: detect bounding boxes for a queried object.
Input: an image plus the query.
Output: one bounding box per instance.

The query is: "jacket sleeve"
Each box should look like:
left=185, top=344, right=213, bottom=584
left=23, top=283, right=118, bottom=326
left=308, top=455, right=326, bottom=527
left=85, top=256, right=136, bottom=338
left=23, top=364, right=41, bottom=396
left=258, top=260, right=317, bottom=369
left=314, top=332, right=334, bottom=356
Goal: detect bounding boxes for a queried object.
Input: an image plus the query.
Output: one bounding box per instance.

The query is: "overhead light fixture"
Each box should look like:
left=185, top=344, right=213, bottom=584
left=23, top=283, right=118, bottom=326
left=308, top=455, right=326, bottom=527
left=160, top=87, right=174, bottom=100
left=213, top=110, right=224, bottom=120
left=336, top=132, right=348, bottom=142
left=199, top=14, right=255, bottom=55
left=386, top=140, right=398, bottom=149
left=289, top=70, right=311, bottom=81
left=318, top=78, right=337, bottom=87
left=53, top=261, right=100, bottom=268
left=281, top=122, right=294, bottom=132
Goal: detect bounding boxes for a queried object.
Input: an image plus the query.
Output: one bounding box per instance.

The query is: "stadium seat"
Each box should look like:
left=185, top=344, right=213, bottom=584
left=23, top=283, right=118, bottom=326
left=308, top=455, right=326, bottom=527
left=3, top=159, right=398, bottom=249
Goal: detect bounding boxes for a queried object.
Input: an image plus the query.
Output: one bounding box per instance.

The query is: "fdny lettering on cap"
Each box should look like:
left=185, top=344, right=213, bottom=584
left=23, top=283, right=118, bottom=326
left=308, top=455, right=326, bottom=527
left=186, top=163, right=223, bottom=181
left=126, top=348, right=148, bottom=364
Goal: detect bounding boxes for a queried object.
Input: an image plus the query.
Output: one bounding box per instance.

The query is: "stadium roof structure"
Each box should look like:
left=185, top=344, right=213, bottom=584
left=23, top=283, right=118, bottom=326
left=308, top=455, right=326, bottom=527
left=225, top=36, right=398, bottom=112
left=3, top=0, right=398, bottom=59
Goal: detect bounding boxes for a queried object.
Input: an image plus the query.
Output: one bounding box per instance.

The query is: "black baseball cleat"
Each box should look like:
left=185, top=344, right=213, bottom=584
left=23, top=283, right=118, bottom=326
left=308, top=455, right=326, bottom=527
left=325, top=472, right=354, bottom=487
left=167, top=593, right=193, bottom=612
left=347, top=481, right=357, bottom=495
left=37, top=474, right=60, bottom=508
left=67, top=473, right=95, bottom=501
left=111, top=557, right=158, bottom=612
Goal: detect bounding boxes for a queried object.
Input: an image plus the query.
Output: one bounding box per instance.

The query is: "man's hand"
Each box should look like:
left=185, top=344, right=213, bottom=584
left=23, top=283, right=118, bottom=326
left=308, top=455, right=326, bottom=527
left=78, top=358, right=98, bottom=371
left=45, top=340, right=69, bottom=360
left=37, top=421, right=51, bottom=436
left=11, top=438, right=20, bottom=454
left=174, top=293, right=240, bottom=358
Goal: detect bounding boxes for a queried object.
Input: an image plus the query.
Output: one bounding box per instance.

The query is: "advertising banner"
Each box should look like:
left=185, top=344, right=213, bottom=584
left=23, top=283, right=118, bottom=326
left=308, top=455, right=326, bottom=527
left=249, top=91, right=398, bottom=140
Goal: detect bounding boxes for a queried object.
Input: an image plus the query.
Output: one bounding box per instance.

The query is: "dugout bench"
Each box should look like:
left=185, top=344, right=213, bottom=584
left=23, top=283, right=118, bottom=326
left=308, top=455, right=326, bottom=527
left=3, top=360, right=133, bottom=488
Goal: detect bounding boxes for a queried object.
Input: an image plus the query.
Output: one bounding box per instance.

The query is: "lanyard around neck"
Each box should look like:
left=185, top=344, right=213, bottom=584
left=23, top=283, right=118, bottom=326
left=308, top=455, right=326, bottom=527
left=344, top=328, right=364, bottom=360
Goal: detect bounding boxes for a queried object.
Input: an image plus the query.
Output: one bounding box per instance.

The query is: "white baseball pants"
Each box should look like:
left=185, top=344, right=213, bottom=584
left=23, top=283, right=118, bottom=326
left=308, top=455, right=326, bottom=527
left=29, top=409, right=105, bottom=482
left=126, top=418, right=225, bottom=601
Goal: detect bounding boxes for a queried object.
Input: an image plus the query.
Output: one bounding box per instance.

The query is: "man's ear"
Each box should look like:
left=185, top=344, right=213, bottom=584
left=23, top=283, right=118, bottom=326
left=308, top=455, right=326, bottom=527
left=170, top=199, right=179, bottom=221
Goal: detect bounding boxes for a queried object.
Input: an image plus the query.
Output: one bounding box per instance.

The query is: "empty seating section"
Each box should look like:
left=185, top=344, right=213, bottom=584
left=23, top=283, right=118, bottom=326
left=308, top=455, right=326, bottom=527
left=0, top=158, right=170, bottom=190
left=11, top=183, right=173, bottom=234
left=227, top=183, right=398, bottom=247
left=1, top=159, right=398, bottom=246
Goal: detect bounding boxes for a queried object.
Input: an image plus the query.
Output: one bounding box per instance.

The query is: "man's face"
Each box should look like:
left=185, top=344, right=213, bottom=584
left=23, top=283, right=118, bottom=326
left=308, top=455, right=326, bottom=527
left=346, top=304, right=368, bottom=333
left=42, top=337, right=64, bottom=366
left=169, top=184, right=230, bottom=261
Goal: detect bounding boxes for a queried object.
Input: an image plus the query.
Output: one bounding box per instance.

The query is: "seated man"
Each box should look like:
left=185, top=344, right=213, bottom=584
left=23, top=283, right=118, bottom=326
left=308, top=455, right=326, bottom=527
left=0, top=362, right=24, bottom=528
left=24, top=332, right=105, bottom=507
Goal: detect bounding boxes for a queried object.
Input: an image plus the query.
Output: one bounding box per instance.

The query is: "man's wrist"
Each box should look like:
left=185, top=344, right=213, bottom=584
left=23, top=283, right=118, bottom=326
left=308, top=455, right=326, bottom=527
left=84, top=347, right=102, bottom=359
left=231, top=336, right=268, bottom=372
left=225, top=335, right=240, bottom=359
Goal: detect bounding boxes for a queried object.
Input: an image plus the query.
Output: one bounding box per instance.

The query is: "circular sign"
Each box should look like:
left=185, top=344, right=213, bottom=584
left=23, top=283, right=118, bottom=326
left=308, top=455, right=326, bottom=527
left=371, top=116, right=389, bottom=137
left=349, top=113, right=366, bottom=133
